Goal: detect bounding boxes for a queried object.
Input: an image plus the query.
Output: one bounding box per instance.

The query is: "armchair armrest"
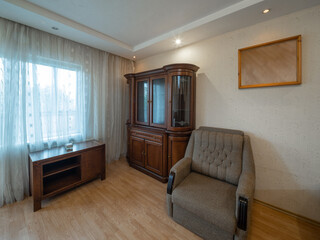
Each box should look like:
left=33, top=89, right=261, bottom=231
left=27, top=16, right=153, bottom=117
left=167, top=172, right=175, bottom=194
left=236, top=172, right=255, bottom=200
left=167, top=157, right=192, bottom=195
left=236, top=172, right=254, bottom=230
left=236, top=135, right=255, bottom=231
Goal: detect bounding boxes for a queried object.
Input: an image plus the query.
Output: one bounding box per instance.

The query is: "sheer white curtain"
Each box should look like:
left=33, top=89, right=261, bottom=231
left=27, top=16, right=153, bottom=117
left=91, top=53, right=132, bottom=161
left=0, top=20, right=30, bottom=206
left=0, top=17, right=133, bottom=207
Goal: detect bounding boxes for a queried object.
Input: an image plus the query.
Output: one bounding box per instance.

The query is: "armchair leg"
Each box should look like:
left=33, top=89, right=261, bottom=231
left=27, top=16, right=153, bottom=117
left=237, top=197, right=248, bottom=231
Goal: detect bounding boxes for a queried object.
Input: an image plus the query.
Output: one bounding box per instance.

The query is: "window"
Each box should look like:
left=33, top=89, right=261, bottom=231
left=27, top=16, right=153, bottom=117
left=0, top=55, right=84, bottom=149
left=0, top=58, right=27, bottom=146
left=0, top=58, right=3, bottom=116
left=25, top=60, right=83, bottom=144
left=0, top=59, right=4, bottom=139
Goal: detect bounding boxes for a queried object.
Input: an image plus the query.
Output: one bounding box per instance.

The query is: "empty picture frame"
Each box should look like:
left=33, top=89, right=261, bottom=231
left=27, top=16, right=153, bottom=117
left=238, top=35, right=301, bottom=89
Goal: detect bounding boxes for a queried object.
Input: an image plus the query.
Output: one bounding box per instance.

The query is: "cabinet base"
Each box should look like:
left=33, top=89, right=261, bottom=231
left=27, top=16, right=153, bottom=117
left=128, top=160, right=168, bottom=183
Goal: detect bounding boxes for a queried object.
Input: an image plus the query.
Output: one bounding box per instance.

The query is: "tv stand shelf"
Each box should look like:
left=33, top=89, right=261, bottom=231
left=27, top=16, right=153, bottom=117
left=29, top=140, right=105, bottom=211
left=43, top=156, right=81, bottom=177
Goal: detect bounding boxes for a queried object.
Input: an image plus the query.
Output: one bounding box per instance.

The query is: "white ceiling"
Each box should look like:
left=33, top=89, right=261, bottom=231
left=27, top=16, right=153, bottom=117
left=0, top=0, right=319, bottom=60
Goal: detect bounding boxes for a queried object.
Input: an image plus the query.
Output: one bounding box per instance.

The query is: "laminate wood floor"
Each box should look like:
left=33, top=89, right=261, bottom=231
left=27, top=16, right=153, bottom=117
left=0, top=158, right=319, bottom=240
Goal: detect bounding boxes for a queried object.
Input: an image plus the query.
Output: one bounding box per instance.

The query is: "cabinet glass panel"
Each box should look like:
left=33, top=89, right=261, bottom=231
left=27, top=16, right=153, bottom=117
left=137, top=80, right=149, bottom=123
left=152, top=78, right=165, bottom=125
left=171, top=75, right=191, bottom=127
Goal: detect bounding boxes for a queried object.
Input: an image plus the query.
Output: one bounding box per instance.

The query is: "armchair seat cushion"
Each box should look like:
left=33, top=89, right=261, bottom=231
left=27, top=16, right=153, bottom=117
left=172, top=172, right=237, bottom=234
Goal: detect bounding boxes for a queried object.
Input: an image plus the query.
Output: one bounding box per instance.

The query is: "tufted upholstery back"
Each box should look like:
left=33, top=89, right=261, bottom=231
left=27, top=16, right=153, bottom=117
left=185, top=127, right=244, bottom=185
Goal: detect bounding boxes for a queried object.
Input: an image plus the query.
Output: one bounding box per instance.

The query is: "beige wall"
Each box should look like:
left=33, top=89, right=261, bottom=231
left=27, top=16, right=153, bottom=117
left=135, top=5, right=320, bottom=222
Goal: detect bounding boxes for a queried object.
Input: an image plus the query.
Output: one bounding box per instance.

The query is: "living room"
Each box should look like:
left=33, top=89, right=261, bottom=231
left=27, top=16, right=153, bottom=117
left=0, top=0, right=319, bottom=239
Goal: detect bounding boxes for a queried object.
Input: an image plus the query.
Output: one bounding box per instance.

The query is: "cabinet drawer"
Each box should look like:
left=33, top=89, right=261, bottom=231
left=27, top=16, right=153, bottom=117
left=131, top=130, right=162, bottom=143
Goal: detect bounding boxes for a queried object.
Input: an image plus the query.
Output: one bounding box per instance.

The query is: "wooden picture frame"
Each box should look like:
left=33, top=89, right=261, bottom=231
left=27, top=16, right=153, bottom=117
left=238, top=35, right=301, bottom=89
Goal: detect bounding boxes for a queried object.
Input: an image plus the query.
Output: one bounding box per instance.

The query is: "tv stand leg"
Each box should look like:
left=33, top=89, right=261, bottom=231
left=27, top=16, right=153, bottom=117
left=33, top=200, right=41, bottom=212
left=101, top=171, right=105, bottom=180
left=101, top=159, right=106, bottom=180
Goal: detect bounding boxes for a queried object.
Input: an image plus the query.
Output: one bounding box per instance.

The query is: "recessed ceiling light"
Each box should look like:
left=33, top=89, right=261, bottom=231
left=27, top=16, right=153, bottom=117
left=133, top=56, right=136, bottom=59
left=175, top=39, right=181, bottom=45
left=52, top=27, right=59, bottom=30
left=262, top=9, right=270, bottom=14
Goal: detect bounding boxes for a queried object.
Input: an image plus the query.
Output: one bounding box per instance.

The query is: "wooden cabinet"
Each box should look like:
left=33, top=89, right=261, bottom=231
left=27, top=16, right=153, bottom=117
left=29, top=140, right=105, bottom=211
left=129, top=128, right=165, bottom=180
left=125, top=64, right=199, bottom=182
left=168, top=135, right=191, bottom=175
left=168, top=71, right=195, bottom=131
left=145, top=140, right=163, bottom=175
left=130, top=136, right=145, bottom=167
left=81, top=147, right=105, bottom=182
left=150, top=76, right=167, bottom=128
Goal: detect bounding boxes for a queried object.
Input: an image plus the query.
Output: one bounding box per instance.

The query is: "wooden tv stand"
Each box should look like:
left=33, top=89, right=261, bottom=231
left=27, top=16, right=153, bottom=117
left=29, top=140, right=105, bottom=212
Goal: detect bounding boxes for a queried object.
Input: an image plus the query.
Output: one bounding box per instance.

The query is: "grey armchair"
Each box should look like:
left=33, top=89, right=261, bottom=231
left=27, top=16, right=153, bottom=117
left=167, top=127, right=255, bottom=240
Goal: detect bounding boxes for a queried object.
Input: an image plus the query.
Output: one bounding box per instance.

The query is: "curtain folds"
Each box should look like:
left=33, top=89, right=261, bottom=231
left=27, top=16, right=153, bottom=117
left=0, top=17, right=133, bottom=207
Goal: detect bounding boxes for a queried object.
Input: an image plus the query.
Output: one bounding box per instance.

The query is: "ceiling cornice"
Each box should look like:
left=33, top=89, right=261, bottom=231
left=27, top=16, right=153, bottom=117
left=133, top=0, right=263, bottom=51
left=2, top=0, right=319, bottom=59
left=4, top=0, right=132, bottom=51
left=4, top=0, right=263, bottom=53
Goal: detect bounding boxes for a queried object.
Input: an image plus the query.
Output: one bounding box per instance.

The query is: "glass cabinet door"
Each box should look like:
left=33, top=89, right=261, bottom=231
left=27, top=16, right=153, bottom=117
left=136, top=80, right=149, bottom=124
left=171, top=75, right=191, bottom=128
left=151, top=77, right=166, bottom=126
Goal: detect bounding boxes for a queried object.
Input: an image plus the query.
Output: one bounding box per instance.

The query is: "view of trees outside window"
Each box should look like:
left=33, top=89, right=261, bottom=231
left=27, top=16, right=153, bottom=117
left=25, top=62, right=79, bottom=142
